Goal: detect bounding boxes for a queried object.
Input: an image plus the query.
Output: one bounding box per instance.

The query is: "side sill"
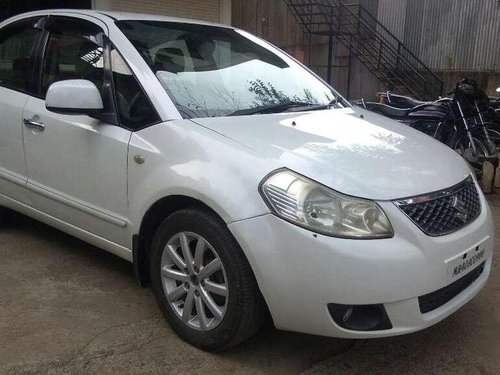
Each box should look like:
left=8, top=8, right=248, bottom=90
left=0, top=192, right=132, bottom=262
left=28, top=182, right=128, bottom=228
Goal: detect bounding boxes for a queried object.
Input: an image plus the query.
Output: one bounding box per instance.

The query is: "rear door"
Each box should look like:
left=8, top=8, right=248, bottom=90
left=22, top=15, right=131, bottom=246
left=0, top=17, right=42, bottom=204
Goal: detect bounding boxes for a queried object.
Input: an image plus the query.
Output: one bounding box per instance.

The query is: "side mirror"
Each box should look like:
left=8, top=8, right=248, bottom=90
left=46, top=79, right=103, bottom=115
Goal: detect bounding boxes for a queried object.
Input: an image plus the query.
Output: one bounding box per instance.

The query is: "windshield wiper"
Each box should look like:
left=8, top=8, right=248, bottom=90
left=228, top=98, right=341, bottom=117
left=285, top=98, right=342, bottom=113
left=228, top=102, right=317, bottom=117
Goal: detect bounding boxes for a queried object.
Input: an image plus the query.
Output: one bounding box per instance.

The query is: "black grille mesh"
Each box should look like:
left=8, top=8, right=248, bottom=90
left=419, top=262, right=485, bottom=313
left=396, top=178, right=481, bottom=236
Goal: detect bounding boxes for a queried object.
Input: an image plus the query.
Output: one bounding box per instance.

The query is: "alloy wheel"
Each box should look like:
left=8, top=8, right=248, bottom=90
left=160, top=232, right=229, bottom=331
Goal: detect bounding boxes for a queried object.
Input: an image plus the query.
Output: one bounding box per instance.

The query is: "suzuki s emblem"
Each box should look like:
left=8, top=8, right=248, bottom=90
left=452, top=196, right=468, bottom=223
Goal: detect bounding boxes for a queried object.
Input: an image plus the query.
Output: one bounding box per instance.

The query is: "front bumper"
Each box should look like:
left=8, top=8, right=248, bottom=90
left=228, top=190, right=494, bottom=339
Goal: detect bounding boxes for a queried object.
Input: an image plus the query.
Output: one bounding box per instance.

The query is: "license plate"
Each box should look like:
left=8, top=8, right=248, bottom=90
left=446, top=242, right=488, bottom=280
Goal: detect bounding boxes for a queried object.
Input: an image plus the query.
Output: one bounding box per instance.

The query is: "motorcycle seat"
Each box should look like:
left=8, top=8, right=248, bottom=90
left=377, top=92, right=430, bottom=108
left=408, top=104, right=448, bottom=120
left=363, top=102, right=448, bottom=120
left=363, top=102, right=411, bottom=118
left=392, top=96, right=428, bottom=108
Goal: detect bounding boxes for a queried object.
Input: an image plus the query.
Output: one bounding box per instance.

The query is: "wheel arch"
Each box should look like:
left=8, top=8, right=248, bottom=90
left=133, top=194, right=225, bottom=287
left=133, top=194, right=272, bottom=324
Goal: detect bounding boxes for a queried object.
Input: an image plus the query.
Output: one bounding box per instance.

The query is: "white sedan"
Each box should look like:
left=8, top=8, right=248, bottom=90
left=0, top=10, right=494, bottom=351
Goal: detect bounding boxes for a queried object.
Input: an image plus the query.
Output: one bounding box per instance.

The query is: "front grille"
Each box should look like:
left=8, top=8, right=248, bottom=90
left=418, top=262, right=485, bottom=313
left=394, top=177, right=481, bottom=236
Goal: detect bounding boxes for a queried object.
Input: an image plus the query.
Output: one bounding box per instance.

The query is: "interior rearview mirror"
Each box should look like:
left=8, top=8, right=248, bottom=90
left=46, top=79, right=103, bottom=115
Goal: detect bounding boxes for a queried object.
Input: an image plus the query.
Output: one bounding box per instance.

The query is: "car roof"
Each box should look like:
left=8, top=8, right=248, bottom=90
left=2, top=9, right=234, bottom=29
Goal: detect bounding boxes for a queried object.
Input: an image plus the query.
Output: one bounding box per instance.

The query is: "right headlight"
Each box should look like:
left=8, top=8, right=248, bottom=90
left=260, top=169, right=393, bottom=239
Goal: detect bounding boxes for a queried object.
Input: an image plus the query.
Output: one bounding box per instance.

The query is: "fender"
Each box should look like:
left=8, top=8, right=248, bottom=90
left=127, top=120, right=275, bottom=285
left=127, top=120, right=274, bottom=235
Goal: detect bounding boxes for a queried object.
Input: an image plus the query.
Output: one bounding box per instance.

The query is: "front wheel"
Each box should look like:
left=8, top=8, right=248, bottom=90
left=149, top=209, right=266, bottom=351
left=449, top=132, right=493, bottom=176
left=485, top=127, right=500, bottom=153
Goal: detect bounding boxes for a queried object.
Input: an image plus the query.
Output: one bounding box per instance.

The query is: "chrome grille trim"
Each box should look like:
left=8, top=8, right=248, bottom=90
left=394, top=176, right=474, bottom=206
left=393, top=176, right=481, bottom=237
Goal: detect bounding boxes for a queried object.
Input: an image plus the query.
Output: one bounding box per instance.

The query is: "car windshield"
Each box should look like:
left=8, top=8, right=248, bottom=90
left=116, top=20, right=346, bottom=118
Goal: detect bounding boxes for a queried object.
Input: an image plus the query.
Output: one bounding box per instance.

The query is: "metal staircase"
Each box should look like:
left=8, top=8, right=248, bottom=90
left=284, top=0, right=444, bottom=100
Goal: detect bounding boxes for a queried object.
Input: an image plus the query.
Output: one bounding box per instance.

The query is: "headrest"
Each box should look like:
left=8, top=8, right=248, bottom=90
left=185, top=38, right=215, bottom=60
left=155, top=48, right=185, bottom=73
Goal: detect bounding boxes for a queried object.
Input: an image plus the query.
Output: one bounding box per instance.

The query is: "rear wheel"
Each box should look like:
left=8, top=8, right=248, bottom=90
left=149, top=208, right=266, bottom=351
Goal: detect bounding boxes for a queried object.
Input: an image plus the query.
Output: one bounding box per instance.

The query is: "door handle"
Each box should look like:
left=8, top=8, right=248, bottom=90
left=23, top=118, right=45, bottom=131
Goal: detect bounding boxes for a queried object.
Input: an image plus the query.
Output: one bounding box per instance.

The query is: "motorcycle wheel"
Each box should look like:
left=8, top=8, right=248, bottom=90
left=449, top=133, right=493, bottom=177
left=486, top=127, right=500, bottom=153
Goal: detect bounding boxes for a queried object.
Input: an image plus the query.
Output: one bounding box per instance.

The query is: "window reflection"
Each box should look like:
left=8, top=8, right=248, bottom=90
left=41, top=33, right=104, bottom=96
left=117, top=21, right=338, bottom=118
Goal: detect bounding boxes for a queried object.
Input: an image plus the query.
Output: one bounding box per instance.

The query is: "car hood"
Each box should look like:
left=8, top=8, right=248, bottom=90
left=191, top=107, right=471, bottom=200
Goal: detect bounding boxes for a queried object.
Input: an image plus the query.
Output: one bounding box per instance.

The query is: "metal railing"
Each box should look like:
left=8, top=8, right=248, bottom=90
left=285, top=0, right=444, bottom=100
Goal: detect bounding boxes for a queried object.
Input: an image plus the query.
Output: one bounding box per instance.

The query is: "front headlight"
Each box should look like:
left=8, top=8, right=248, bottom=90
left=260, top=169, right=393, bottom=239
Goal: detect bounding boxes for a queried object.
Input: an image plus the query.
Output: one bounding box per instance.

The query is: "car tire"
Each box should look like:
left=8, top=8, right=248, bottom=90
left=150, top=208, right=266, bottom=351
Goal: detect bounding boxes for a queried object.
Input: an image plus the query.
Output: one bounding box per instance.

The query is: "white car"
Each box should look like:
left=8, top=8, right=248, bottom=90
left=0, top=10, right=494, bottom=351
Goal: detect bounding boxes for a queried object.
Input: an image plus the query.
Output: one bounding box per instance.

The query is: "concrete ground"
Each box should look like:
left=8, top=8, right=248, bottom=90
left=0, top=198, right=499, bottom=375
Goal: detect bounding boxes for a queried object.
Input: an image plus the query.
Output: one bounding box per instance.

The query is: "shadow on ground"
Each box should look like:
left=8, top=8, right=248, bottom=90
left=0, top=202, right=498, bottom=374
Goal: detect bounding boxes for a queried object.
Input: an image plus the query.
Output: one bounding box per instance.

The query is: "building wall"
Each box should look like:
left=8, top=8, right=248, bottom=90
left=377, top=0, right=500, bottom=93
left=232, top=0, right=500, bottom=98
left=93, top=0, right=232, bottom=24
left=378, top=0, right=500, bottom=72
left=231, top=0, right=303, bottom=49
left=231, top=0, right=379, bottom=99
left=0, top=0, right=91, bottom=22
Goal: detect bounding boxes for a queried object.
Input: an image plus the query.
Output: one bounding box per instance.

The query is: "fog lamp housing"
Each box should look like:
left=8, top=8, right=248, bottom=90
left=327, top=303, right=393, bottom=331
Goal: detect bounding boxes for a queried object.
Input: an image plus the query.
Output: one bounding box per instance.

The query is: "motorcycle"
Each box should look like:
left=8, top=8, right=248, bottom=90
left=489, top=87, right=500, bottom=125
left=355, top=98, right=450, bottom=142
left=488, top=87, right=500, bottom=110
left=445, top=80, right=497, bottom=173
left=378, top=83, right=500, bottom=129
left=377, top=91, right=451, bottom=109
left=356, top=79, right=499, bottom=176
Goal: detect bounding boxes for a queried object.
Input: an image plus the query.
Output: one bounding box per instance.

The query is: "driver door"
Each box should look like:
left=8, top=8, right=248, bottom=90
left=22, top=16, right=131, bottom=246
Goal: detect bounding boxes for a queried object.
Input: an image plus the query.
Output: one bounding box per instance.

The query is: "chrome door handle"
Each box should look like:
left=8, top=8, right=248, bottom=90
left=23, top=118, right=45, bottom=131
